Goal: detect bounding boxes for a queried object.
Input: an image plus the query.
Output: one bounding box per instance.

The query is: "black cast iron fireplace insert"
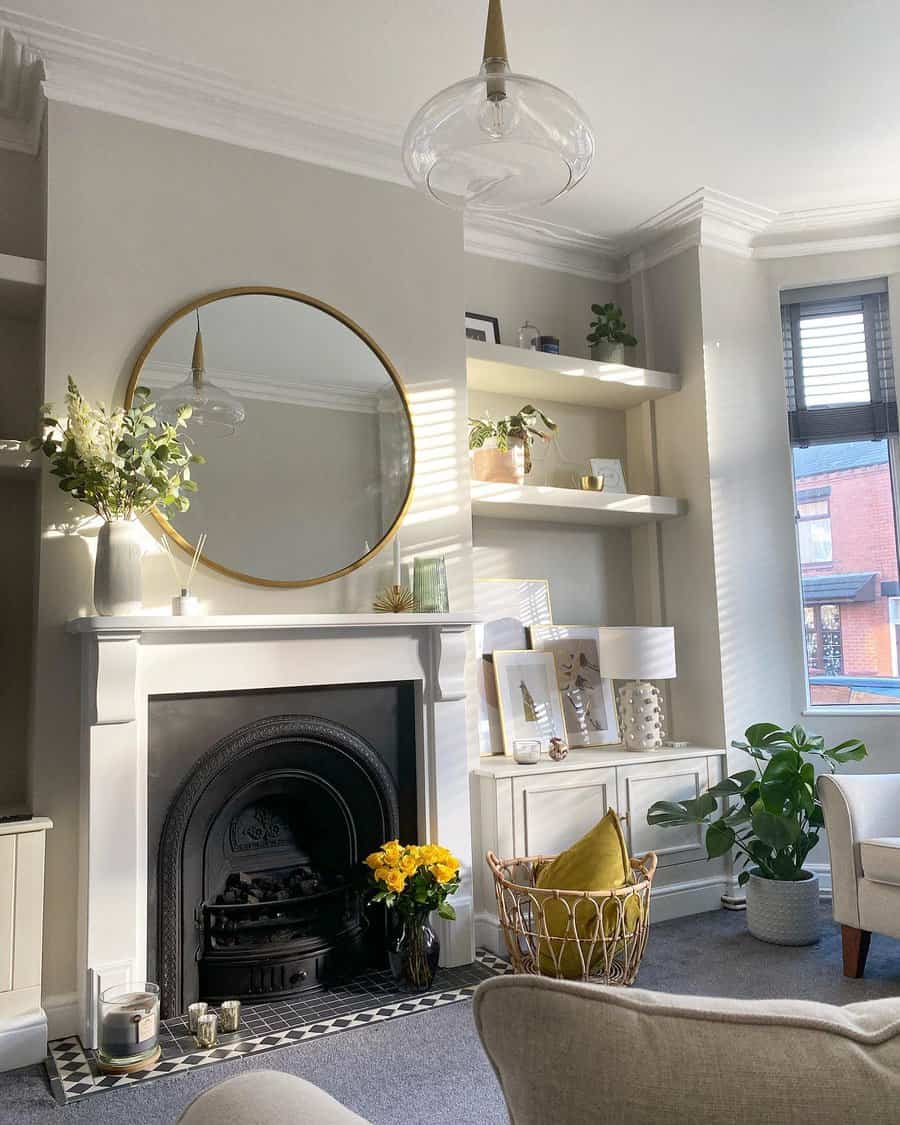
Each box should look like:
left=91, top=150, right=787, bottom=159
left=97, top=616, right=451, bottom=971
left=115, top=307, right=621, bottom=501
left=156, top=714, right=399, bottom=1018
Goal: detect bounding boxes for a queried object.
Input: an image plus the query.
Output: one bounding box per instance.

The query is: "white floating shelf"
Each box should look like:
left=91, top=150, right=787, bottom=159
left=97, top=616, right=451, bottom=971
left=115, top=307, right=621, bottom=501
left=471, top=481, right=687, bottom=527
left=0, top=439, right=38, bottom=476
left=0, top=253, right=45, bottom=318
left=466, top=340, right=680, bottom=410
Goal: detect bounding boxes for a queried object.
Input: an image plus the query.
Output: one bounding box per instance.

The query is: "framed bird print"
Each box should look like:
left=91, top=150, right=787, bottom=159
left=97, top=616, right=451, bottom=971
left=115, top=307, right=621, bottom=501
left=529, top=624, right=620, bottom=747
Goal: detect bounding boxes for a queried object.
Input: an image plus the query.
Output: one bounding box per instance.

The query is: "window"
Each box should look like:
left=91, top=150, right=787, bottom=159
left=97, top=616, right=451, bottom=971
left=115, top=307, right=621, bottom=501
left=796, top=493, right=832, bottom=564
left=783, top=280, right=900, bottom=707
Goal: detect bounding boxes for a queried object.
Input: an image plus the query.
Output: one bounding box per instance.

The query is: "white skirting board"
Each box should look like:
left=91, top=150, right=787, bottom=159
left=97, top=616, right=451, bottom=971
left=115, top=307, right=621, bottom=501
left=0, top=1008, right=47, bottom=1072
left=43, top=992, right=81, bottom=1041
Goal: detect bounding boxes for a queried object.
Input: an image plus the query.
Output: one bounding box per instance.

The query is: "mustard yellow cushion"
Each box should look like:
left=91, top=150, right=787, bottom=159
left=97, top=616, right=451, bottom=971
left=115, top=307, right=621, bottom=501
left=534, top=809, right=639, bottom=978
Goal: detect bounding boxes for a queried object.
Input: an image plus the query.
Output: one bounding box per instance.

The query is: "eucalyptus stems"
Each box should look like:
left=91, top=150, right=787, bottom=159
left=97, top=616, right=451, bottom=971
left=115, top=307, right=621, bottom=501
left=30, top=378, right=203, bottom=521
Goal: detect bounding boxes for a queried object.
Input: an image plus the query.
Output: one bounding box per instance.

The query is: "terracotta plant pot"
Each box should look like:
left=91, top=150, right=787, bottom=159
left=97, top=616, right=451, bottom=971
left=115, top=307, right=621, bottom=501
left=470, top=446, right=525, bottom=484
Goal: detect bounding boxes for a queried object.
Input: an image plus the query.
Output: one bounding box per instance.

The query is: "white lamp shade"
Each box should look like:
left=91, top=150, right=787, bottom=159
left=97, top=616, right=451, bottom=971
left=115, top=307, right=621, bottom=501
left=597, top=626, right=676, bottom=680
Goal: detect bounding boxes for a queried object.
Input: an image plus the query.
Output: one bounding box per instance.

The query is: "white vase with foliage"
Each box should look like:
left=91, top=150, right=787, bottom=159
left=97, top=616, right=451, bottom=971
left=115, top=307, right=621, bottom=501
left=31, top=378, right=203, bottom=616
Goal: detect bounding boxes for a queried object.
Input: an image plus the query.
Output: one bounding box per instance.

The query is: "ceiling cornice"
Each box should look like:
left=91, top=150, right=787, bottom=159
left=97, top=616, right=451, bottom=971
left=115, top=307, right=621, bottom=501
left=2, top=9, right=900, bottom=281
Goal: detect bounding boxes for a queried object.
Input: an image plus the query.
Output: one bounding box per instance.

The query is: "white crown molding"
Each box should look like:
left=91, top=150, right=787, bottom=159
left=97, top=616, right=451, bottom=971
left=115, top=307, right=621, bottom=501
left=0, top=24, right=44, bottom=153
left=2, top=9, right=900, bottom=279
left=465, top=213, right=623, bottom=282
left=142, top=362, right=383, bottom=413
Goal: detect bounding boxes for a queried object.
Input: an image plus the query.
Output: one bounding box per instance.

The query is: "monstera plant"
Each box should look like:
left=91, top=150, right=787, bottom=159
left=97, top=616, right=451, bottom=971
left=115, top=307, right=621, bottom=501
left=648, top=723, right=867, bottom=884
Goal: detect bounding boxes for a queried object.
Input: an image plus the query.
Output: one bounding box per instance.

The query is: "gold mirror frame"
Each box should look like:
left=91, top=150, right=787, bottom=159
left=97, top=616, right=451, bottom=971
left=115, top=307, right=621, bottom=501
left=126, top=286, right=416, bottom=588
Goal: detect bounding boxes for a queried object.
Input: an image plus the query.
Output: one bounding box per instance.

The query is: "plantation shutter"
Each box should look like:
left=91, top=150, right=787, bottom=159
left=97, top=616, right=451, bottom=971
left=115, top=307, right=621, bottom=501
left=782, top=281, right=897, bottom=445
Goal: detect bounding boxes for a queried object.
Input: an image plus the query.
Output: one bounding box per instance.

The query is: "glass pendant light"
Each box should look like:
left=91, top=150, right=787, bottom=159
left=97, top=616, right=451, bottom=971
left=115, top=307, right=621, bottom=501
left=155, top=310, right=246, bottom=437
left=402, top=0, right=594, bottom=213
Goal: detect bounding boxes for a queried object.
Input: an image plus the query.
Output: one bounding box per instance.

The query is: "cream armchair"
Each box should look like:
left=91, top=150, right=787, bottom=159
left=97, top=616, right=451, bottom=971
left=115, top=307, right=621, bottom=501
left=818, top=773, right=900, bottom=977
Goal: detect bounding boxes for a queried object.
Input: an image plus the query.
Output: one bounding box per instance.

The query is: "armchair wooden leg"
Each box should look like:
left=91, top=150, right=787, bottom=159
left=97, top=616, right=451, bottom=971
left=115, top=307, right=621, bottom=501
left=841, top=926, right=871, bottom=978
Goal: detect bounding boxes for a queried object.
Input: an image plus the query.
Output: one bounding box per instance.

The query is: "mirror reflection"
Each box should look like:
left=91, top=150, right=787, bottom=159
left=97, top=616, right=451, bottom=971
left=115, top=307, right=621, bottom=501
left=130, top=290, right=414, bottom=586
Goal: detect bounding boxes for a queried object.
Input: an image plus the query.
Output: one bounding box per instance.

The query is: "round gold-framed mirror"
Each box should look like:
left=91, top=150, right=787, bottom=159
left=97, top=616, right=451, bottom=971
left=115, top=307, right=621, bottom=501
left=126, top=287, right=415, bottom=588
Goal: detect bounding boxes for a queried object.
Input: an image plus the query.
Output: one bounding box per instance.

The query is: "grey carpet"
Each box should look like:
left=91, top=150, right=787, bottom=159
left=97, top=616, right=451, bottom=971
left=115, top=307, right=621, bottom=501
left=3, top=904, right=899, bottom=1125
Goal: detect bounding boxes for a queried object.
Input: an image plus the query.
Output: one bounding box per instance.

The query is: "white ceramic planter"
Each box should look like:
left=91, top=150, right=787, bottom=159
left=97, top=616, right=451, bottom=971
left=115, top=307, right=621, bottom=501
left=745, top=870, right=819, bottom=946
left=94, top=519, right=143, bottom=616
left=591, top=341, right=626, bottom=364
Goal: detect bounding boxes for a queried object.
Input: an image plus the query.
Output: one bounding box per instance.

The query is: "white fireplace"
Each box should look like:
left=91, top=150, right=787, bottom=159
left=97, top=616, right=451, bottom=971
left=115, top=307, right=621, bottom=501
left=67, top=612, right=476, bottom=1046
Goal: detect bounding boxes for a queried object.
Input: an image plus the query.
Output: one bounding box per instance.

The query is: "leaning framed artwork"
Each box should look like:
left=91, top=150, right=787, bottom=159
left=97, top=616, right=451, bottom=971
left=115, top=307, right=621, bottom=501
left=465, top=312, right=501, bottom=344
left=493, top=650, right=567, bottom=757
left=530, top=624, right=620, bottom=747
left=474, top=578, right=553, bottom=755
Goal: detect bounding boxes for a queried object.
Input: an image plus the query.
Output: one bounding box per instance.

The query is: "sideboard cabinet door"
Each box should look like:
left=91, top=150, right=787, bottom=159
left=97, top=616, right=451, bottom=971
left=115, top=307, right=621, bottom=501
left=619, top=756, right=716, bottom=867
left=511, top=768, right=619, bottom=857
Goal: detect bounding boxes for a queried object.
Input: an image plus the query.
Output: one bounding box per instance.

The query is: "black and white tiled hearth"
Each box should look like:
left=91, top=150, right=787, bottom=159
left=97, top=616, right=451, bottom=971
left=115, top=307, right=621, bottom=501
left=46, top=951, right=511, bottom=1105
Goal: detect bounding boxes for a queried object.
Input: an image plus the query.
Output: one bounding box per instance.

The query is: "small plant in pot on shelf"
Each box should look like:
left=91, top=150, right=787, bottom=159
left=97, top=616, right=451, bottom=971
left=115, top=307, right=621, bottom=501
left=586, top=303, right=637, bottom=364
left=647, top=723, right=867, bottom=946
left=30, top=378, right=203, bottom=616
left=365, top=840, right=460, bottom=992
left=468, top=404, right=557, bottom=484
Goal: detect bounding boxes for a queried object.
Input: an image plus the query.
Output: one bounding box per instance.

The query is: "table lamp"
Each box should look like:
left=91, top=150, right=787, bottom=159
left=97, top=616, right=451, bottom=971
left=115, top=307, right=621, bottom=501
left=597, top=627, right=676, bottom=750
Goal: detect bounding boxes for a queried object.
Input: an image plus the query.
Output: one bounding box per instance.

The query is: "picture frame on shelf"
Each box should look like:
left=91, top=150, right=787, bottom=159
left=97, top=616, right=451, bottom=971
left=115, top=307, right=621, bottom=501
left=589, top=457, right=627, bottom=493
left=529, top=624, right=620, bottom=748
left=474, top=578, right=553, bottom=756
left=465, top=312, right=501, bottom=344
left=493, top=650, right=567, bottom=757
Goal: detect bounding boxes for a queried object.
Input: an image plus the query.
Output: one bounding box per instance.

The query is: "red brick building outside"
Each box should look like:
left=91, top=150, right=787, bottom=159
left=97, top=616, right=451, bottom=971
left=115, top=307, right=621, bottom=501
left=793, top=441, right=900, bottom=705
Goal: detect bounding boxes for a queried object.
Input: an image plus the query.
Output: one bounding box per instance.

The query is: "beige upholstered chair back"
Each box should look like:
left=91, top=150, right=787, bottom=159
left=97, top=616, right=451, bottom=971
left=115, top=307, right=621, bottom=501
left=474, top=975, right=900, bottom=1125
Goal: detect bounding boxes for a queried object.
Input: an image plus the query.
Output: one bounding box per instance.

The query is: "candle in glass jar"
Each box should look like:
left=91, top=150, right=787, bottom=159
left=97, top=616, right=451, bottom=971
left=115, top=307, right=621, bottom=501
left=219, top=1000, right=241, bottom=1033
left=187, top=1001, right=208, bottom=1033
left=99, top=990, right=159, bottom=1063
left=195, top=1012, right=218, bottom=1048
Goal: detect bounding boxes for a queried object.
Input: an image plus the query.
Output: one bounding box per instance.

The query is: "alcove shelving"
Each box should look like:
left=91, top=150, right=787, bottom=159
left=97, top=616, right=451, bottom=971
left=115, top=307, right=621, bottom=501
left=465, top=341, right=688, bottom=529
left=0, top=252, right=45, bottom=320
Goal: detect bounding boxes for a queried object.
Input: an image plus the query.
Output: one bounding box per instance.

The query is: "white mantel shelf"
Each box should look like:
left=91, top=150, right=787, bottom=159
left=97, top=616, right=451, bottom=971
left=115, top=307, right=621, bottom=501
left=66, top=612, right=478, bottom=635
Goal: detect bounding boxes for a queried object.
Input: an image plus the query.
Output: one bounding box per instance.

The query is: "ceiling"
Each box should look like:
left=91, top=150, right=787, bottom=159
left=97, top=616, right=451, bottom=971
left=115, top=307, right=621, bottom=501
left=5, top=0, right=900, bottom=241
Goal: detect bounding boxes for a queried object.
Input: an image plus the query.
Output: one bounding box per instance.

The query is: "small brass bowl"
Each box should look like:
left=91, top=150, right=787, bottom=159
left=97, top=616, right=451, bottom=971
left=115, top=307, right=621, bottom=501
left=579, top=474, right=605, bottom=491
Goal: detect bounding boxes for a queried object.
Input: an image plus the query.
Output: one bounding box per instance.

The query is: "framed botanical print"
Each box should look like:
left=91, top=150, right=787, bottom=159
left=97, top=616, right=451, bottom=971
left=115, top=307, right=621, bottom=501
left=474, top=578, right=553, bottom=755
left=493, top=650, right=567, bottom=757
left=529, top=624, right=620, bottom=747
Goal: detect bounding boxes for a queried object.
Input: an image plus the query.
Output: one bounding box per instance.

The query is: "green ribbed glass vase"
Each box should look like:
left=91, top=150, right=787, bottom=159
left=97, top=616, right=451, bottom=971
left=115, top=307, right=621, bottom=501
left=413, top=556, right=449, bottom=613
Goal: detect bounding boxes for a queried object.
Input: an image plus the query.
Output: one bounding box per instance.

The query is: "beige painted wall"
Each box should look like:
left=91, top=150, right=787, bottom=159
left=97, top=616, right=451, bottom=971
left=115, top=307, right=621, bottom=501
left=629, top=248, right=727, bottom=748
left=699, top=247, right=799, bottom=748
left=33, top=101, right=469, bottom=1013
left=0, top=147, right=44, bottom=261
left=464, top=255, right=616, bottom=358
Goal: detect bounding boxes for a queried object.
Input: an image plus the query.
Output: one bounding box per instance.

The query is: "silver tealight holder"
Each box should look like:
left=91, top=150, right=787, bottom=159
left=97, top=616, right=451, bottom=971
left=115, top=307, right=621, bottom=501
left=195, top=1012, right=218, bottom=1049
left=187, top=1001, right=208, bottom=1034
left=219, top=1000, right=241, bottom=1033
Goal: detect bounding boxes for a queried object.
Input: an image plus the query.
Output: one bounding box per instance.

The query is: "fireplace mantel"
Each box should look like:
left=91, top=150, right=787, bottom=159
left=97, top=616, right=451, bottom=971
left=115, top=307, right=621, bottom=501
left=67, top=611, right=477, bottom=1044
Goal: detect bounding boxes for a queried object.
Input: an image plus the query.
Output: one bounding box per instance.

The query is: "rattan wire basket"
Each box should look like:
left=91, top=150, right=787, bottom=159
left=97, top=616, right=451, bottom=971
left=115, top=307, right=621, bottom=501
left=487, top=850, right=658, bottom=984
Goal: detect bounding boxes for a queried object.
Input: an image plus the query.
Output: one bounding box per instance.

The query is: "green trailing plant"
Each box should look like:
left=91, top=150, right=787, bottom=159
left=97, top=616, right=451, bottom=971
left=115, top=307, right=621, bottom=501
left=30, top=377, right=204, bottom=521
left=647, top=723, right=867, bottom=883
left=467, top=404, right=557, bottom=474
left=586, top=303, right=637, bottom=348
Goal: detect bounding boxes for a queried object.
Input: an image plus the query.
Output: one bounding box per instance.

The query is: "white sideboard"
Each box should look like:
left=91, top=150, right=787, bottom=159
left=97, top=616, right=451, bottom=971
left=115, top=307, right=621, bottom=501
left=471, top=747, right=731, bottom=954
left=0, top=816, right=52, bottom=1071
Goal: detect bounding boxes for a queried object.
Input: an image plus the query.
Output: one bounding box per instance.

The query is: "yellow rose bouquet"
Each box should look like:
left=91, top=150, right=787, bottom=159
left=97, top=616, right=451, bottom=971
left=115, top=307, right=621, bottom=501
left=364, top=840, right=461, bottom=990
left=365, top=840, right=461, bottom=921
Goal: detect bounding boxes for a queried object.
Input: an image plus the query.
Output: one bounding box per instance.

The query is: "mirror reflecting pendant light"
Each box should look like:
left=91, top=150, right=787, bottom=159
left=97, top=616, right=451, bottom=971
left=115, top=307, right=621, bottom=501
left=402, top=0, right=594, bottom=213
left=156, top=310, right=246, bottom=436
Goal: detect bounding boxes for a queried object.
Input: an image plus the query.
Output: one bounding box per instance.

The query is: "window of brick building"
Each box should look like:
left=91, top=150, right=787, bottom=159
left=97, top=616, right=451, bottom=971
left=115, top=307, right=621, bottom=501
left=783, top=280, right=900, bottom=708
